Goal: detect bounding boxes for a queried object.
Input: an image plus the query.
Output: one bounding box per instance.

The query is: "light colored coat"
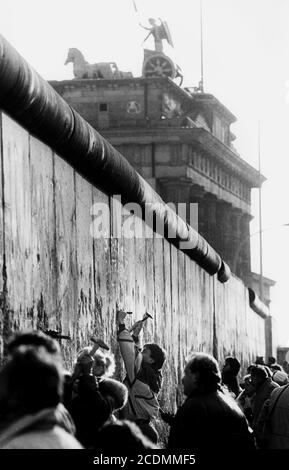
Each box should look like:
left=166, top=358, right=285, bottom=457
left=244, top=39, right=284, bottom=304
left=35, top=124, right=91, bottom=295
left=0, top=405, right=83, bottom=449
left=118, top=329, right=159, bottom=421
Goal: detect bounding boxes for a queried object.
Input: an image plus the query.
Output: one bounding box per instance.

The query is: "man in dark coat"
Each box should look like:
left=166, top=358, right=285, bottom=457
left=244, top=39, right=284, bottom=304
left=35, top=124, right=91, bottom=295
left=261, top=383, right=289, bottom=448
left=168, top=352, right=255, bottom=450
left=250, top=364, right=279, bottom=446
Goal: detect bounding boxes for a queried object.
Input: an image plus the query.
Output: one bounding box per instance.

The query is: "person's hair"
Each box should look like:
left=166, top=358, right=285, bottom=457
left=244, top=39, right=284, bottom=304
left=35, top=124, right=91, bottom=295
left=7, top=330, right=61, bottom=358
left=0, top=345, right=63, bottom=418
left=224, top=356, right=241, bottom=375
left=268, top=356, right=276, bottom=365
left=98, top=378, right=128, bottom=411
left=93, top=350, right=115, bottom=378
left=144, top=343, right=166, bottom=370
left=74, top=347, right=116, bottom=379
left=186, top=353, right=221, bottom=393
left=255, top=356, right=265, bottom=365
left=96, top=419, right=158, bottom=451
left=76, top=347, right=93, bottom=364
left=250, top=365, right=267, bottom=381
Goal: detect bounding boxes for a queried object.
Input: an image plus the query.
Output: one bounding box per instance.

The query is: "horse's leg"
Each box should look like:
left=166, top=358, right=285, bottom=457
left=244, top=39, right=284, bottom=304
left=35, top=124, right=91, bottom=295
left=87, top=67, right=94, bottom=79
left=91, top=65, right=100, bottom=79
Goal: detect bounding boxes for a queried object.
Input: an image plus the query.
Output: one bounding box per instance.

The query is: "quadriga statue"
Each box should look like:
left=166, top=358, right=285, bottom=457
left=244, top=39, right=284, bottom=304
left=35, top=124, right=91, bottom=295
left=65, top=48, right=133, bottom=79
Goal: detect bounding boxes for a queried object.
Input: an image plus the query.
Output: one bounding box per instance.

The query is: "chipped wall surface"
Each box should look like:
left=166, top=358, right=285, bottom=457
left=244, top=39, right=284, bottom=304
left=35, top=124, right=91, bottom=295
left=0, top=113, right=265, bottom=410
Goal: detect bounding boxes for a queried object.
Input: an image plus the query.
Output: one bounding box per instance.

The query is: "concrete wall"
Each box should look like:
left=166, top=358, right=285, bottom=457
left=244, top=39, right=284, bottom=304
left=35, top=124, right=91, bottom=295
left=0, top=112, right=265, bottom=411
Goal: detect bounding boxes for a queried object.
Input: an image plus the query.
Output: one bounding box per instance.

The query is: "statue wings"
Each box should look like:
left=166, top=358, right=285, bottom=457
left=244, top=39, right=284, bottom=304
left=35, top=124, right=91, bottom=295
left=159, top=19, right=174, bottom=48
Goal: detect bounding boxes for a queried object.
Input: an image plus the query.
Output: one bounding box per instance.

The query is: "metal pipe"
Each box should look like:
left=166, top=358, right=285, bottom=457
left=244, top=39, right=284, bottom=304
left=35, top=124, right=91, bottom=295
left=258, top=121, right=264, bottom=300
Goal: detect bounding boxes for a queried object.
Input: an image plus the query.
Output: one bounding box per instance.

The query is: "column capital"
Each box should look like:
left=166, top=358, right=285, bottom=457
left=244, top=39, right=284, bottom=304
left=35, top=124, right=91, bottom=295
left=158, top=176, right=192, bottom=189
left=158, top=177, right=192, bottom=204
left=190, top=184, right=206, bottom=200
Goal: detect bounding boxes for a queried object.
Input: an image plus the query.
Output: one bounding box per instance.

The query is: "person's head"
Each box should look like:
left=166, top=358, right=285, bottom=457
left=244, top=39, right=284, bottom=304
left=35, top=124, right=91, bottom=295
left=98, top=378, right=128, bottom=412
left=92, top=350, right=115, bottom=378
left=97, top=419, right=158, bottom=451
left=255, top=356, right=265, bottom=365
left=222, top=356, right=241, bottom=376
left=142, top=343, right=166, bottom=370
left=149, top=18, right=157, bottom=26
left=0, top=345, right=63, bottom=419
left=6, top=330, right=61, bottom=362
left=73, top=347, right=94, bottom=377
left=268, top=356, right=276, bottom=366
left=272, top=370, right=289, bottom=386
left=241, top=374, right=255, bottom=396
left=250, top=365, right=267, bottom=389
left=182, top=353, right=221, bottom=396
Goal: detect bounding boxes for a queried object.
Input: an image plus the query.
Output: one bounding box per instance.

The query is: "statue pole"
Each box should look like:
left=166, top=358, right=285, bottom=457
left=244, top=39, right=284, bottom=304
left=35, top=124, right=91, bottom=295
left=199, top=0, right=204, bottom=92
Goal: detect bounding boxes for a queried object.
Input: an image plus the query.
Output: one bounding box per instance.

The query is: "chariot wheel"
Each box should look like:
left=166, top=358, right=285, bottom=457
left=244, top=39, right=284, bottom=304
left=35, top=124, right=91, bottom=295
left=142, top=53, right=176, bottom=79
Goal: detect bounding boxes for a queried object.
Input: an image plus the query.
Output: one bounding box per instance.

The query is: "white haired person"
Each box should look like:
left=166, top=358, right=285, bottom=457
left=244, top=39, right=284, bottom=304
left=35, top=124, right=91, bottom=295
left=72, top=338, right=115, bottom=384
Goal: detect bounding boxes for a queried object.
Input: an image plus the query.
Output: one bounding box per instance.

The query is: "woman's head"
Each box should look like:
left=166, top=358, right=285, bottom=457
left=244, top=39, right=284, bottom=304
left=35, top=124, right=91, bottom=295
left=98, top=378, right=128, bottom=412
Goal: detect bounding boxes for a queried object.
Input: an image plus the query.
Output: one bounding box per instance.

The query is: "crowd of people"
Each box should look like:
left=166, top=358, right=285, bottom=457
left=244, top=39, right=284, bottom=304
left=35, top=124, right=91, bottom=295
left=0, top=310, right=288, bottom=451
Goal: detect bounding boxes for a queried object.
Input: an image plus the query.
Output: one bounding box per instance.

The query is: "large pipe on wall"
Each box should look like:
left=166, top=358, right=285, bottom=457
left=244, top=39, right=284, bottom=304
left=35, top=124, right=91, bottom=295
left=248, top=288, right=269, bottom=319
left=0, top=34, right=230, bottom=282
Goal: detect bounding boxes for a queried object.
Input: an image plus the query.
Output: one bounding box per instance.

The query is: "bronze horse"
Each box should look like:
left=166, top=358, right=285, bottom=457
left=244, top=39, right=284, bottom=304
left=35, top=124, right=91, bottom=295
left=65, top=48, right=132, bottom=79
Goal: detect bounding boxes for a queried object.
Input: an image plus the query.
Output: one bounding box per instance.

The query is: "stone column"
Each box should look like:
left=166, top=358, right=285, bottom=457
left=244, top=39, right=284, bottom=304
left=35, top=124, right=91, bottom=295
left=215, top=201, right=233, bottom=265
left=238, top=213, right=252, bottom=282
left=229, top=208, right=243, bottom=276
left=202, top=194, right=218, bottom=250
left=158, top=177, right=192, bottom=224
left=190, top=185, right=206, bottom=238
left=159, top=178, right=192, bottom=205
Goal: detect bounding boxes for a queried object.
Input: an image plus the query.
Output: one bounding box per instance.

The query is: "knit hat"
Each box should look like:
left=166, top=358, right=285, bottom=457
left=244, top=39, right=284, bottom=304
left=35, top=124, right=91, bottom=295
left=272, top=370, right=289, bottom=386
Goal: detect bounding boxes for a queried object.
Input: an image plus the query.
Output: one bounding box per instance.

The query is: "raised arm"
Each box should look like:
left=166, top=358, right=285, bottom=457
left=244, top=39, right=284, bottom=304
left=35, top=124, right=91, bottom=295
left=139, top=22, right=151, bottom=31
left=117, top=310, right=143, bottom=384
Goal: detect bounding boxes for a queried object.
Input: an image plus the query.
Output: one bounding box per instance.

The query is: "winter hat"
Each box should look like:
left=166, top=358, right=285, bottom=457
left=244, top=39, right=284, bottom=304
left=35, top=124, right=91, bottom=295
left=272, top=370, right=289, bottom=386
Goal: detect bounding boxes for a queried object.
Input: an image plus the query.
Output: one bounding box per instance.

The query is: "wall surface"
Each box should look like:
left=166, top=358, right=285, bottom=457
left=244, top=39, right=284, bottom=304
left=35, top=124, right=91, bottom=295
left=0, top=112, right=265, bottom=411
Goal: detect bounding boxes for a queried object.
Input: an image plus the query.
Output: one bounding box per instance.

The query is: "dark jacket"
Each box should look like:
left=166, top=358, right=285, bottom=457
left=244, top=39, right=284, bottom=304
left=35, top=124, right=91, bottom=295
left=68, top=375, right=112, bottom=448
left=262, top=384, right=289, bottom=449
left=252, top=377, right=279, bottom=432
left=168, top=389, right=255, bottom=450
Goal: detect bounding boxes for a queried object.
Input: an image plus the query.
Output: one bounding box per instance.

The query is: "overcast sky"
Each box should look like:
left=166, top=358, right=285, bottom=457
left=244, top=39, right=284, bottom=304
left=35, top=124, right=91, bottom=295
left=1, top=0, right=289, bottom=345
